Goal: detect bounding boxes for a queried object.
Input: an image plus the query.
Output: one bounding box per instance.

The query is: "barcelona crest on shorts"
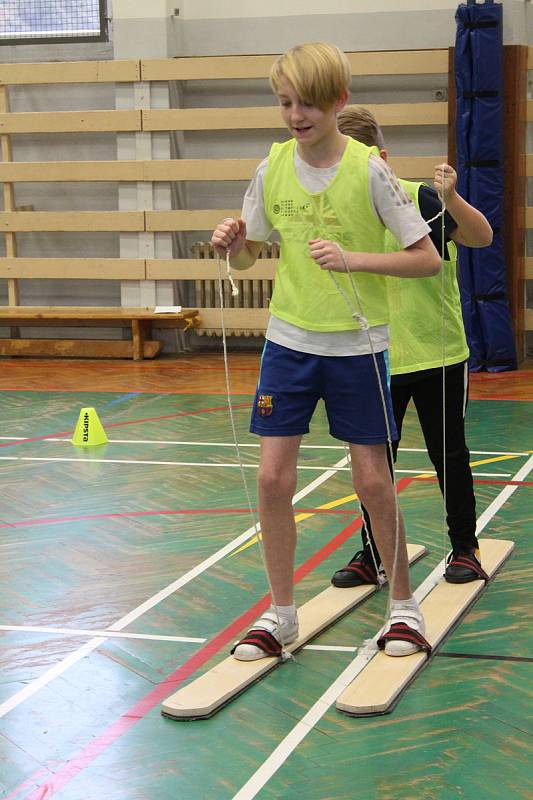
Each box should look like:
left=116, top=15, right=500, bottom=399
left=257, top=394, right=273, bottom=417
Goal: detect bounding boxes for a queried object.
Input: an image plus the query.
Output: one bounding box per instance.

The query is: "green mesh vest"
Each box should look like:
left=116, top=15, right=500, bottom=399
left=386, top=180, right=469, bottom=374
left=263, top=138, right=389, bottom=332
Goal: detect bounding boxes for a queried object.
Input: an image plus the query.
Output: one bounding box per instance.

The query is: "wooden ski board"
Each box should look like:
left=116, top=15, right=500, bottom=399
left=161, top=542, right=426, bottom=720
left=336, top=538, right=514, bottom=717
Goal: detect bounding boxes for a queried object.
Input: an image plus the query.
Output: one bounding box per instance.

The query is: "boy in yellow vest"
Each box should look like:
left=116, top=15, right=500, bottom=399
left=211, top=43, right=441, bottom=660
left=330, top=106, right=493, bottom=591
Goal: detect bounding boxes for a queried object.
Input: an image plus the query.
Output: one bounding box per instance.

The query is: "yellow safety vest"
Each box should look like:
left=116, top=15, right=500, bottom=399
left=263, top=137, right=390, bottom=332
left=386, top=179, right=469, bottom=374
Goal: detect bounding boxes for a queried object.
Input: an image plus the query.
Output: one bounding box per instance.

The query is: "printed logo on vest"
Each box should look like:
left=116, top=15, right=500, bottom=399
left=270, top=194, right=350, bottom=244
left=272, top=200, right=311, bottom=217
left=257, top=394, right=273, bottom=417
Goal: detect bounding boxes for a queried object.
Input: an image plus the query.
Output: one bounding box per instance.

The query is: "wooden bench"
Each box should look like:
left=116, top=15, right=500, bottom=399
left=0, top=307, right=201, bottom=360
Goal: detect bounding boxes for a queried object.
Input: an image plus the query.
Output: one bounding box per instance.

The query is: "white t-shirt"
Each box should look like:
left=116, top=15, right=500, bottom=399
left=242, top=148, right=430, bottom=356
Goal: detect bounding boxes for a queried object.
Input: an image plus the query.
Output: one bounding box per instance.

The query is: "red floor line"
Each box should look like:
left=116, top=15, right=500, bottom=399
left=5, top=383, right=528, bottom=400
left=1, top=479, right=529, bottom=531
left=0, top=507, right=352, bottom=530
left=0, top=360, right=258, bottom=376
left=0, top=402, right=252, bottom=449
left=2, top=476, right=531, bottom=530
left=468, top=395, right=530, bottom=402
left=0, top=387, right=255, bottom=396
left=2, top=767, right=53, bottom=800
left=18, top=477, right=414, bottom=800
left=471, top=370, right=532, bottom=379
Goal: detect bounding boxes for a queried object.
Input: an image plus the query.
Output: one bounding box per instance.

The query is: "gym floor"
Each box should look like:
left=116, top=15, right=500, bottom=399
left=0, top=354, right=531, bottom=800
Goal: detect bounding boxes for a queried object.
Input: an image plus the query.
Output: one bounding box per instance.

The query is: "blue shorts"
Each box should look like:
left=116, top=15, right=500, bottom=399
left=250, top=340, right=397, bottom=444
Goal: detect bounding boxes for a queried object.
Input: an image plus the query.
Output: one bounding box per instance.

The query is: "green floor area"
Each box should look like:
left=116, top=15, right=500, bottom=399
left=0, top=390, right=531, bottom=799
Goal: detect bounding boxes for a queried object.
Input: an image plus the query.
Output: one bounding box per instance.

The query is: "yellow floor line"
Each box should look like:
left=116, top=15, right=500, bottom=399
left=231, top=451, right=531, bottom=556
left=231, top=492, right=359, bottom=556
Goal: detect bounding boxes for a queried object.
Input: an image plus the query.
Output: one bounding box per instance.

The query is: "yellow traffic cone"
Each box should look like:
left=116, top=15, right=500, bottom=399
left=71, top=407, right=108, bottom=447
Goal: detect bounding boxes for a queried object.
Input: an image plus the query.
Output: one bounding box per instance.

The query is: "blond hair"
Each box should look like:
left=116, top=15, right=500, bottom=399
left=269, top=42, right=351, bottom=110
left=337, top=106, right=386, bottom=150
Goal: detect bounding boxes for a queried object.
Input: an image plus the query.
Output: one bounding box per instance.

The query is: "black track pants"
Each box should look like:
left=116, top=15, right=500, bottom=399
left=360, top=361, right=478, bottom=558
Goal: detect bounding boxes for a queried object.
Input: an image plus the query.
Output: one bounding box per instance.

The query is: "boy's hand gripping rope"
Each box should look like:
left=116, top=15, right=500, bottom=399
left=221, top=219, right=240, bottom=298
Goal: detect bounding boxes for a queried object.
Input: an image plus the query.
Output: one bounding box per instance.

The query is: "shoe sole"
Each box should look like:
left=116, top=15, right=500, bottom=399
left=384, top=643, right=421, bottom=657
left=331, top=575, right=370, bottom=588
left=444, top=573, right=479, bottom=584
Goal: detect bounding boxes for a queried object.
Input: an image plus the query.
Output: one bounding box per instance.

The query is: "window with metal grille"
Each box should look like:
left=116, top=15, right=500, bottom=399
left=0, top=0, right=108, bottom=44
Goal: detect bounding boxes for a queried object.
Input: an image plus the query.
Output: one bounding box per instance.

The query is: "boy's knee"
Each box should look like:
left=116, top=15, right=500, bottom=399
left=258, top=465, right=296, bottom=500
left=354, top=471, right=393, bottom=507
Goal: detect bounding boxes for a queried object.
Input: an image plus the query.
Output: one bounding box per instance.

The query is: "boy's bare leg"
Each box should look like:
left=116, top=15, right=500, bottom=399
left=257, top=435, right=302, bottom=605
left=348, top=442, right=411, bottom=600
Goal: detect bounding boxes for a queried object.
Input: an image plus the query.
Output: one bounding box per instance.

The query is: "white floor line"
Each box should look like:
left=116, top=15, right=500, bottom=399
left=302, top=645, right=358, bottom=653
left=232, top=651, right=377, bottom=800
left=0, top=456, right=343, bottom=470
left=473, top=453, right=533, bottom=534
left=0, top=455, right=512, bottom=479
left=0, top=437, right=339, bottom=449
left=1, top=626, right=355, bottom=650
left=0, top=436, right=529, bottom=459
left=231, top=454, right=533, bottom=800
left=0, top=455, right=348, bottom=719
left=0, top=625, right=206, bottom=643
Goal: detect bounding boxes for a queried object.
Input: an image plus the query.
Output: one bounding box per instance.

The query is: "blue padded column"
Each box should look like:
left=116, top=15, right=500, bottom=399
left=455, top=1, right=517, bottom=371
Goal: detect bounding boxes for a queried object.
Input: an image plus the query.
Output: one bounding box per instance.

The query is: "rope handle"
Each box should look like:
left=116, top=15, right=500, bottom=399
left=222, top=219, right=240, bottom=297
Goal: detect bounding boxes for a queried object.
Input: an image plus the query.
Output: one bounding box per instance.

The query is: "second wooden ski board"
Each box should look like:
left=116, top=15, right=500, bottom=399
left=336, top=538, right=514, bottom=717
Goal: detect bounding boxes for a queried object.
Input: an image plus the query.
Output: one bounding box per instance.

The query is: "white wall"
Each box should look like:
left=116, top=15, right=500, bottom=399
left=180, top=0, right=464, bottom=18
left=112, top=0, right=176, bottom=59
left=171, top=0, right=532, bottom=51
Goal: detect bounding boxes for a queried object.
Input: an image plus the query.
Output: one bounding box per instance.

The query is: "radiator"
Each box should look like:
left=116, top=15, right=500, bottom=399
left=191, top=241, right=278, bottom=336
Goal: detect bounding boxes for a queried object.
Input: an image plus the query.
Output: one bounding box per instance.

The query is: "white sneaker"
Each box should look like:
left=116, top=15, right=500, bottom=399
left=232, top=610, right=299, bottom=661
left=384, top=604, right=426, bottom=657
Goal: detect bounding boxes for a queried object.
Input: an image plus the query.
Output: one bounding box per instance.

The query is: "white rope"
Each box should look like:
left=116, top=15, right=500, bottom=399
left=438, top=165, right=449, bottom=561
left=425, top=209, right=445, bottom=226
left=329, top=245, right=399, bottom=621
left=216, top=248, right=291, bottom=660
left=342, top=441, right=385, bottom=586
left=221, top=218, right=241, bottom=298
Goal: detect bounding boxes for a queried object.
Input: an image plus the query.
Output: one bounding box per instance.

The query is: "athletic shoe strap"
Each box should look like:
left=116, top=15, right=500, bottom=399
left=377, top=622, right=432, bottom=655
left=231, top=628, right=282, bottom=657
left=341, top=562, right=379, bottom=584
left=447, top=553, right=489, bottom=581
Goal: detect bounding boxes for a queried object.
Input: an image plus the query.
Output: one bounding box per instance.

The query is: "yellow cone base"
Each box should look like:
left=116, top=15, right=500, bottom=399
left=71, top=407, right=108, bottom=446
